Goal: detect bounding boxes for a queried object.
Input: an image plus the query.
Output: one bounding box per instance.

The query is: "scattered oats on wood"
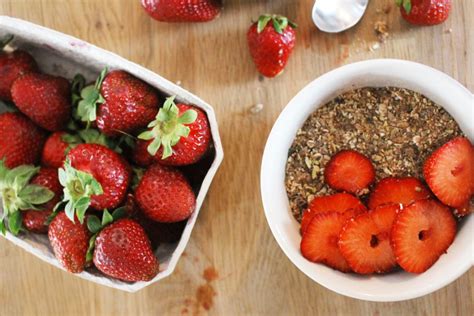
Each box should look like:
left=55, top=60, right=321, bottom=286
left=285, top=87, right=463, bottom=222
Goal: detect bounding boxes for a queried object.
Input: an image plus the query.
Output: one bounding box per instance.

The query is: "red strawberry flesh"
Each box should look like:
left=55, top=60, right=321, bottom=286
left=368, top=177, right=432, bottom=209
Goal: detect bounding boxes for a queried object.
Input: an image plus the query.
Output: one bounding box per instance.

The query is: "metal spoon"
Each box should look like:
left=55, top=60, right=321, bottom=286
left=312, top=0, right=369, bottom=33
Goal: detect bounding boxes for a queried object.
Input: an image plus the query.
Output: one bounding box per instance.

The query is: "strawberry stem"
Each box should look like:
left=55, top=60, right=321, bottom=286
left=257, top=14, right=297, bottom=34
left=138, top=96, right=197, bottom=160
left=75, top=67, right=108, bottom=124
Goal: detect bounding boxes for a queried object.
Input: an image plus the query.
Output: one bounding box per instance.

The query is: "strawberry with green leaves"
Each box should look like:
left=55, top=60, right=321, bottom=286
left=58, top=143, right=131, bottom=223
left=0, top=112, right=46, bottom=168
left=22, top=167, right=63, bottom=233
left=396, top=0, right=451, bottom=26
left=137, top=96, right=210, bottom=166
left=86, top=208, right=159, bottom=282
left=11, top=72, right=72, bottom=131
left=0, top=35, right=38, bottom=101
left=0, top=161, right=54, bottom=235
left=247, top=15, right=297, bottom=78
left=77, top=69, right=159, bottom=137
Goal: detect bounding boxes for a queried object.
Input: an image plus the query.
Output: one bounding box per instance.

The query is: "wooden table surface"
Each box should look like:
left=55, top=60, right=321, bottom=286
left=0, top=0, right=472, bottom=315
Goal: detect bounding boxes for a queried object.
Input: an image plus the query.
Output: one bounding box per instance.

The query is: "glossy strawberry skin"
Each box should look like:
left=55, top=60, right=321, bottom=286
left=97, top=70, right=159, bottom=137
left=67, top=144, right=131, bottom=210
left=11, top=73, right=71, bottom=131
left=135, top=164, right=196, bottom=223
left=131, top=138, right=154, bottom=167
left=247, top=22, right=296, bottom=78
left=0, top=112, right=46, bottom=168
left=400, top=0, right=451, bottom=26
left=148, top=103, right=211, bottom=166
left=141, top=0, right=222, bottom=22
left=48, top=212, right=91, bottom=273
left=41, top=131, right=70, bottom=168
left=23, top=167, right=63, bottom=233
left=93, top=219, right=159, bottom=282
left=0, top=50, right=38, bottom=101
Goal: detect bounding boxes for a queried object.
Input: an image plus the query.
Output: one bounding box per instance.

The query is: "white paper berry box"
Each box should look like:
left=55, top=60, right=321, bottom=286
left=0, top=16, right=224, bottom=292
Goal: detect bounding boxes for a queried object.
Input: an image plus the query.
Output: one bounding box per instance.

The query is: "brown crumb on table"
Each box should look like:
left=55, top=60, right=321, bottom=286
left=285, top=87, right=463, bottom=222
left=374, top=21, right=389, bottom=43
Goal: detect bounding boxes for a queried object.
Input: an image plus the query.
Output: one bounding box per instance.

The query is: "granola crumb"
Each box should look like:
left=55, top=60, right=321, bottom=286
left=285, top=87, right=463, bottom=222
left=445, top=28, right=453, bottom=34
left=369, top=42, right=381, bottom=52
left=374, top=21, right=389, bottom=43
left=249, top=103, right=264, bottom=114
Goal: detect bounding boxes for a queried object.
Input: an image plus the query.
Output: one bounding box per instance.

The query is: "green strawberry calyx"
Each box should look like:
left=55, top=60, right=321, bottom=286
left=85, top=207, right=127, bottom=262
left=257, top=14, right=297, bottom=34
left=0, top=160, right=54, bottom=235
left=76, top=67, right=108, bottom=125
left=395, top=0, right=412, bottom=14
left=58, top=159, right=103, bottom=224
left=138, top=96, right=198, bottom=159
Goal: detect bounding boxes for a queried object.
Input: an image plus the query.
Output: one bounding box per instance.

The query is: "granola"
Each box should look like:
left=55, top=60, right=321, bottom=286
left=285, top=87, right=463, bottom=222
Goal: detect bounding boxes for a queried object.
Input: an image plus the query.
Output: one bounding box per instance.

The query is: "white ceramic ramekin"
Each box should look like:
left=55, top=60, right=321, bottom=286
left=0, top=16, right=223, bottom=292
left=261, top=59, right=473, bottom=302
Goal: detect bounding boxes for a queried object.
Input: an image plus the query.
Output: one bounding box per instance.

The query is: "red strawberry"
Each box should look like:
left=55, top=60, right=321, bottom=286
left=397, top=0, right=451, bottom=25
left=93, top=218, right=159, bottom=282
left=453, top=199, right=473, bottom=218
left=0, top=46, right=38, bottom=101
left=0, top=112, right=46, bottom=168
left=423, top=137, right=474, bottom=207
left=301, top=193, right=367, bottom=234
left=41, top=131, right=81, bottom=168
left=0, top=163, right=55, bottom=235
left=141, top=0, right=222, bottom=23
left=324, top=150, right=375, bottom=195
left=131, top=138, right=154, bottom=167
left=22, top=167, right=63, bottom=233
left=391, top=199, right=456, bottom=273
left=60, top=144, right=131, bottom=223
left=76, top=69, right=159, bottom=137
left=11, top=73, right=71, bottom=131
left=138, top=97, right=210, bottom=166
left=338, top=205, right=399, bottom=274
left=48, top=212, right=91, bottom=273
left=247, top=15, right=297, bottom=78
left=368, top=177, right=432, bottom=209
left=135, top=163, right=196, bottom=223
left=300, top=211, right=355, bottom=272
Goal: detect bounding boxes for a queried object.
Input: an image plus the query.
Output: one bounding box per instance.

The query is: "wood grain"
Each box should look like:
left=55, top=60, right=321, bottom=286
left=0, top=0, right=472, bottom=315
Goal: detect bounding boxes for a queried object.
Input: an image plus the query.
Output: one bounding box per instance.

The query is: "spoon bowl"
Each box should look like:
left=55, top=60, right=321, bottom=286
left=312, top=0, right=369, bottom=33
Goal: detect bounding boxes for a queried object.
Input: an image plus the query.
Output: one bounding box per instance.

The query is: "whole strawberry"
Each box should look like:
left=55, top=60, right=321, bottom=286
left=141, top=0, right=222, bottom=23
left=59, top=143, right=131, bottom=223
left=93, top=218, right=159, bottom=282
left=0, top=35, right=38, bottom=101
left=11, top=73, right=72, bottom=131
left=76, top=69, right=159, bottom=137
left=138, top=96, right=210, bottom=166
left=48, top=212, right=91, bottom=273
left=23, top=167, right=63, bottom=233
left=41, top=131, right=82, bottom=168
left=0, top=162, right=54, bottom=235
left=247, top=14, right=297, bottom=78
left=135, top=163, right=196, bottom=223
left=0, top=112, right=46, bottom=168
left=397, top=0, right=451, bottom=25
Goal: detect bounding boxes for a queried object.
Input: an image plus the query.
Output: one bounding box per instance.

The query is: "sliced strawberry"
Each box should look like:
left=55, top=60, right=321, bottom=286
left=423, top=137, right=474, bottom=207
left=301, top=193, right=367, bottom=234
left=453, top=199, right=473, bottom=218
left=324, top=150, right=375, bottom=194
left=339, top=205, right=399, bottom=274
left=368, top=177, right=432, bottom=209
left=300, top=211, right=357, bottom=272
left=391, top=199, right=456, bottom=274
